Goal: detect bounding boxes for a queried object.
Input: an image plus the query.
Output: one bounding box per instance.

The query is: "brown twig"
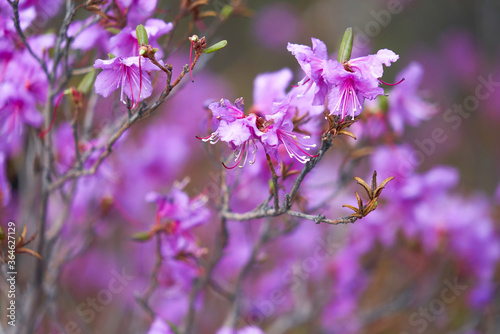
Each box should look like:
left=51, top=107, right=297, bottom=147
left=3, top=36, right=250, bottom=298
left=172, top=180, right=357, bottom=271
left=48, top=50, right=204, bottom=192
left=135, top=234, right=164, bottom=320
left=184, top=166, right=230, bottom=334
left=266, top=154, right=280, bottom=212
left=7, top=0, right=49, bottom=78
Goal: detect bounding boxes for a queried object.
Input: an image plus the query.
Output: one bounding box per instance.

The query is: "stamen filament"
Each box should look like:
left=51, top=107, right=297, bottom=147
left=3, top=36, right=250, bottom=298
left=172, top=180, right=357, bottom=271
left=378, top=77, right=405, bottom=86
left=39, top=92, right=64, bottom=138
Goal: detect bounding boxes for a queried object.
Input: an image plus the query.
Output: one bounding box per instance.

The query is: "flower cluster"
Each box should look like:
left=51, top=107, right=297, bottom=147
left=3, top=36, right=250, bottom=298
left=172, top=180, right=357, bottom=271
left=145, top=181, right=210, bottom=260
left=199, top=97, right=318, bottom=167
left=202, top=37, right=401, bottom=169
left=288, top=38, right=400, bottom=121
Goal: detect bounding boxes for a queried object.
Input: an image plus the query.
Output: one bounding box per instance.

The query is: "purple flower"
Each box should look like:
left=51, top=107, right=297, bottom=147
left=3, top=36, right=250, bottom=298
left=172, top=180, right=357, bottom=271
left=251, top=68, right=323, bottom=138
left=216, top=326, right=265, bottom=334
left=325, top=49, right=399, bottom=120
left=252, top=68, right=293, bottom=116
left=260, top=98, right=318, bottom=164
left=116, top=0, right=157, bottom=26
left=200, top=96, right=318, bottom=168
left=200, top=98, right=262, bottom=169
left=147, top=318, right=174, bottom=334
left=387, top=62, right=437, bottom=135
left=142, top=184, right=210, bottom=301
left=0, top=2, right=36, bottom=35
left=68, top=18, right=110, bottom=52
left=110, top=19, right=173, bottom=57
left=146, top=182, right=210, bottom=232
left=288, top=37, right=399, bottom=121
left=0, top=82, right=43, bottom=149
left=287, top=38, right=331, bottom=106
left=93, top=56, right=161, bottom=104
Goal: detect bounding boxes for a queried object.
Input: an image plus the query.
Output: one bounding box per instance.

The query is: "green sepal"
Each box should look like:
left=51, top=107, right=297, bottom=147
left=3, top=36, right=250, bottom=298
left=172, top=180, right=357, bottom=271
left=136, top=24, right=149, bottom=46
left=203, top=40, right=228, bottom=54
left=106, top=28, right=121, bottom=35
left=337, top=27, right=353, bottom=63
left=108, top=53, right=116, bottom=59
left=220, top=5, right=233, bottom=20
left=130, top=231, right=152, bottom=242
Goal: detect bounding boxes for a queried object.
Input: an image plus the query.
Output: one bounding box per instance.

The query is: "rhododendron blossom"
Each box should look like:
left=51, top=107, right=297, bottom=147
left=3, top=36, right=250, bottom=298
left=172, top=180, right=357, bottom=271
left=199, top=97, right=318, bottom=167
left=1, top=2, right=498, bottom=334
left=289, top=38, right=400, bottom=121
left=94, top=56, right=162, bottom=104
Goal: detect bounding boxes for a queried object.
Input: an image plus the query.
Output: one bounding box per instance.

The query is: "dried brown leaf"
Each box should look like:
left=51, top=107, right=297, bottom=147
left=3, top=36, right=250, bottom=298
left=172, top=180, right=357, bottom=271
left=354, top=177, right=372, bottom=199
left=342, top=204, right=359, bottom=213
left=16, top=247, right=42, bottom=260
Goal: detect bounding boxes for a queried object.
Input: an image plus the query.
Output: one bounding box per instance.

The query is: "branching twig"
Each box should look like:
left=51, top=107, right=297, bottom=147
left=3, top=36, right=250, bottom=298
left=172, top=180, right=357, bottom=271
left=286, top=210, right=358, bottom=225
left=224, top=219, right=271, bottom=329
left=48, top=52, right=204, bottom=192
left=7, top=0, right=49, bottom=78
left=221, top=134, right=336, bottom=222
left=184, top=166, right=230, bottom=334
left=135, top=234, right=164, bottom=319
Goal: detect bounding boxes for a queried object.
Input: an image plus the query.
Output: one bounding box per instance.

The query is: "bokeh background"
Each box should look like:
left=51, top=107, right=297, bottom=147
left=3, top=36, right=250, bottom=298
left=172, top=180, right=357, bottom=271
left=208, top=0, right=500, bottom=194
left=2, top=0, right=500, bottom=333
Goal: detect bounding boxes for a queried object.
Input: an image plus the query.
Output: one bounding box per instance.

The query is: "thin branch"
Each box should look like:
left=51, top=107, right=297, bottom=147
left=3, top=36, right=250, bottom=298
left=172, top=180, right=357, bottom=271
left=266, top=154, right=279, bottom=212
left=224, top=219, right=271, bottom=329
left=7, top=0, right=49, bottom=78
left=286, top=210, right=358, bottom=225
left=208, top=278, right=234, bottom=300
left=221, top=134, right=337, bottom=222
left=135, top=234, right=164, bottom=320
left=48, top=54, right=203, bottom=192
left=72, top=98, right=83, bottom=168
left=183, top=166, right=230, bottom=334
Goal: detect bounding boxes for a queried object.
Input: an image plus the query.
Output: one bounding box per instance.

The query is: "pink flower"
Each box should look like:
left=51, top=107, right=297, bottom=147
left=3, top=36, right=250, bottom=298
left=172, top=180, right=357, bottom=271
left=93, top=56, right=162, bottom=105
left=147, top=318, right=174, bottom=334
left=199, top=97, right=318, bottom=168
left=287, top=38, right=331, bottom=106
left=216, top=326, right=265, bottom=334
left=260, top=97, right=318, bottom=164
left=325, top=49, right=399, bottom=121
left=288, top=37, right=400, bottom=121
left=0, top=82, right=43, bottom=148
left=110, top=18, right=173, bottom=57
left=387, top=62, right=437, bottom=135
left=199, top=98, right=262, bottom=169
